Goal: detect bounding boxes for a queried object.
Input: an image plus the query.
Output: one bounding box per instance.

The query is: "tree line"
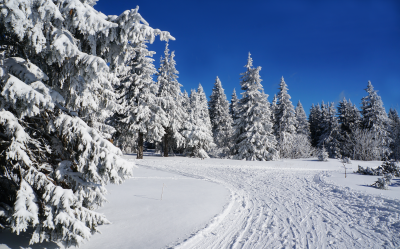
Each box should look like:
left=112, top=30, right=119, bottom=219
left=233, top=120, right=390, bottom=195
left=110, top=42, right=400, bottom=162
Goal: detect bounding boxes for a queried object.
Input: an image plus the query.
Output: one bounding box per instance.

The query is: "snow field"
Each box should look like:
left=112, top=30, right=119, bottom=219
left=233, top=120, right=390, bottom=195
left=0, top=161, right=229, bottom=249
left=77, top=165, right=229, bottom=249
left=139, top=156, right=400, bottom=248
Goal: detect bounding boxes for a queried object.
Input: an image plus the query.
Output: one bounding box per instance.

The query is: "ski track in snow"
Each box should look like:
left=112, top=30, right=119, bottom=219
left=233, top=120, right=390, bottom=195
left=137, top=159, right=400, bottom=249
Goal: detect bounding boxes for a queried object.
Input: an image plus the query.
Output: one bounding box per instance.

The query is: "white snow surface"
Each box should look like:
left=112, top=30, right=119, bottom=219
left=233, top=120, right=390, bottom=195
left=1, top=156, right=400, bottom=249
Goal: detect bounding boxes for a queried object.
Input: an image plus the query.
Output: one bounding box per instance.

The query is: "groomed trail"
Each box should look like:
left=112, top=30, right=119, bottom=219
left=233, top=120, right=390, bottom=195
left=136, top=157, right=400, bottom=249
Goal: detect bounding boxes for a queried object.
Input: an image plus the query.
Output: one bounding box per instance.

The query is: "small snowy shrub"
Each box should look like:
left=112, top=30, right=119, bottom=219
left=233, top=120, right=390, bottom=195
left=372, top=174, right=393, bottom=190
left=317, top=146, right=329, bottom=161
left=342, top=157, right=352, bottom=164
left=356, top=165, right=375, bottom=175
left=356, top=161, right=400, bottom=177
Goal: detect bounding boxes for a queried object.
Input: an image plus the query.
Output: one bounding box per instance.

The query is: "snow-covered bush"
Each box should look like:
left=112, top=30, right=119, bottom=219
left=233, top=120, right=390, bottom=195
left=0, top=0, right=172, bottom=246
left=372, top=174, right=393, bottom=190
left=355, top=165, right=375, bottom=175
left=341, top=157, right=352, bottom=164
left=290, top=134, right=313, bottom=159
left=350, top=128, right=383, bottom=161
left=317, top=146, right=329, bottom=161
left=356, top=161, right=400, bottom=177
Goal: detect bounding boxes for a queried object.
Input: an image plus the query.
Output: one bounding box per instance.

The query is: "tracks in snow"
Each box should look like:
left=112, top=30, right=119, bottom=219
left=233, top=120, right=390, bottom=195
left=137, top=159, right=400, bottom=249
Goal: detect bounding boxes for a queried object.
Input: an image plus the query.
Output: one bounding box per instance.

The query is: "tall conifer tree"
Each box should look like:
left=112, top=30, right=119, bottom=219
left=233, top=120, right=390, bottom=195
left=388, top=108, right=400, bottom=160
left=209, top=77, right=234, bottom=155
left=157, top=44, right=186, bottom=156
left=295, top=100, right=310, bottom=137
left=337, top=98, right=361, bottom=158
left=183, top=87, right=215, bottom=158
left=274, top=77, right=297, bottom=158
left=113, top=42, right=167, bottom=158
left=360, top=81, right=390, bottom=158
left=233, top=53, right=277, bottom=161
left=318, top=102, right=341, bottom=158
left=230, top=88, right=239, bottom=122
left=309, top=104, right=323, bottom=147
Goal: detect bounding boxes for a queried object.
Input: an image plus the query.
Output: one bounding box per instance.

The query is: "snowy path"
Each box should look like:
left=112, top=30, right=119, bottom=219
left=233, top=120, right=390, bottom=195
left=138, top=157, right=400, bottom=249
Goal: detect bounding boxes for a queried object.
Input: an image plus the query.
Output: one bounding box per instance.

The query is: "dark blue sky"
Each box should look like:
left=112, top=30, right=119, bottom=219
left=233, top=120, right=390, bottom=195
left=96, top=0, right=400, bottom=115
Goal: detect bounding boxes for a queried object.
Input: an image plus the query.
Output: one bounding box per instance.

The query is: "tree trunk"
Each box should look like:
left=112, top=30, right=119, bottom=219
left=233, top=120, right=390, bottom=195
left=163, top=128, right=169, bottom=157
left=137, top=132, right=144, bottom=159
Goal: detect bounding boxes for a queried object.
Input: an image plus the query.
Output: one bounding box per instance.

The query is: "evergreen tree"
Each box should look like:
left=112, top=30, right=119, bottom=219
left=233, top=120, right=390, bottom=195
left=360, top=81, right=390, bottom=158
left=318, top=102, right=341, bottom=158
left=229, top=88, right=239, bottom=122
left=182, top=90, right=190, bottom=107
left=270, top=94, right=278, bottom=130
left=388, top=108, right=400, bottom=160
left=292, top=100, right=312, bottom=158
left=112, top=42, right=167, bottom=159
left=183, top=88, right=215, bottom=158
left=308, top=104, right=322, bottom=147
left=274, top=77, right=297, bottom=158
left=208, top=77, right=234, bottom=156
left=295, top=100, right=310, bottom=137
left=337, top=98, right=361, bottom=158
left=233, top=53, right=278, bottom=161
left=0, top=1, right=173, bottom=245
left=197, top=84, right=212, bottom=133
left=157, top=44, right=187, bottom=156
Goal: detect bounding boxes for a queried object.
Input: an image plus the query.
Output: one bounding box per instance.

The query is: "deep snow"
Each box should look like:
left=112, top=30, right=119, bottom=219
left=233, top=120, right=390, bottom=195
left=1, top=156, right=399, bottom=249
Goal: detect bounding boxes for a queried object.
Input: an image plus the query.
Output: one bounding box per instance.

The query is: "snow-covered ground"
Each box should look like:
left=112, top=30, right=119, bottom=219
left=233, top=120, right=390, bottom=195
left=1, top=155, right=400, bottom=249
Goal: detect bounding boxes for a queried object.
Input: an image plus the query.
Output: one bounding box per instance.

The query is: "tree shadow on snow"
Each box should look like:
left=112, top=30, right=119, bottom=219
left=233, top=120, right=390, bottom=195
left=0, top=228, right=60, bottom=249
left=359, top=179, right=400, bottom=189
left=133, top=194, right=160, bottom=201
left=390, top=178, right=400, bottom=187
left=303, top=159, right=323, bottom=162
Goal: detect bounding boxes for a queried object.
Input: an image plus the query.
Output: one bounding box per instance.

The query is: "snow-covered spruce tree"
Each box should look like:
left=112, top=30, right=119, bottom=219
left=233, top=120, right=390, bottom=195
left=111, top=41, right=167, bottom=159
left=197, top=84, right=213, bottom=133
left=229, top=88, right=239, bottom=122
left=293, top=100, right=313, bottom=158
left=309, top=103, right=323, bottom=148
left=0, top=1, right=172, bottom=246
left=360, top=81, right=391, bottom=159
left=208, top=76, right=233, bottom=157
left=388, top=108, right=400, bottom=160
left=337, top=98, right=361, bottom=158
left=270, top=94, right=278, bottom=129
left=233, top=53, right=278, bottom=161
left=182, top=90, right=190, bottom=107
left=274, top=76, right=297, bottom=158
left=183, top=87, right=215, bottom=158
left=157, top=43, right=186, bottom=156
left=318, top=102, right=341, bottom=158
left=317, top=145, right=329, bottom=161
left=295, top=100, right=310, bottom=137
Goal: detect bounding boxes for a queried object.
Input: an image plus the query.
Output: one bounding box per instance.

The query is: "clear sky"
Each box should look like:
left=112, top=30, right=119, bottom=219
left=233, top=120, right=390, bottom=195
left=95, top=0, right=400, bottom=115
